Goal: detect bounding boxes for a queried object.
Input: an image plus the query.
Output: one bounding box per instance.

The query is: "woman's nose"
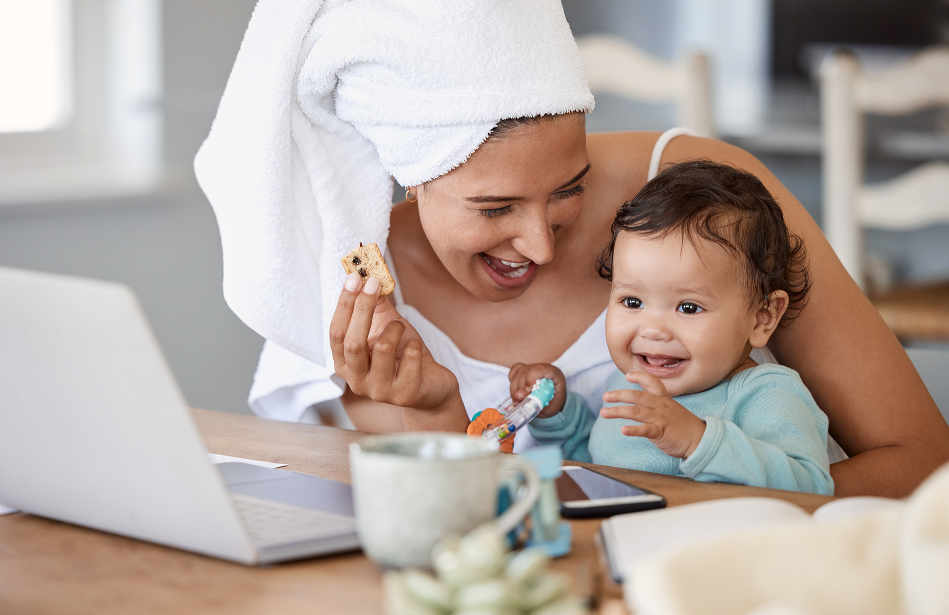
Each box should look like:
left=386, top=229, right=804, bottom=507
left=510, top=209, right=556, bottom=265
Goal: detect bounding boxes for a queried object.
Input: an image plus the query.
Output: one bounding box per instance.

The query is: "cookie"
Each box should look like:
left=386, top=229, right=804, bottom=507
left=340, top=243, right=396, bottom=295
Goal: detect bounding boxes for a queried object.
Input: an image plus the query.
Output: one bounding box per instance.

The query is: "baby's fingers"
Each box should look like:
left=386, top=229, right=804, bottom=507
left=621, top=424, right=662, bottom=439
left=508, top=363, right=529, bottom=399
left=625, top=371, right=669, bottom=397
left=599, top=404, right=657, bottom=423
left=602, top=388, right=658, bottom=408
left=509, top=363, right=552, bottom=402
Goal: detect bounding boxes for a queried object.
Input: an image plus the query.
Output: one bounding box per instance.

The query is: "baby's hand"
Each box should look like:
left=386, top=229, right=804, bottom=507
left=600, top=372, right=706, bottom=459
left=508, top=363, right=567, bottom=418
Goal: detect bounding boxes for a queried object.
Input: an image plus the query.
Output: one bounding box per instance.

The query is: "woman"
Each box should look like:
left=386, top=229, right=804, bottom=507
left=198, top=1, right=949, bottom=498
left=328, top=115, right=949, bottom=497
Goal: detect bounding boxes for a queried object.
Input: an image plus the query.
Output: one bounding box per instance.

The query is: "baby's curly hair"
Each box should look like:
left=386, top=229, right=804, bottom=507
left=597, top=160, right=811, bottom=323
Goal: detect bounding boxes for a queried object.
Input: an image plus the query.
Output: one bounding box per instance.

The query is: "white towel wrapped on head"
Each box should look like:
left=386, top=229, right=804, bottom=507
left=195, top=0, right=594, bottom=368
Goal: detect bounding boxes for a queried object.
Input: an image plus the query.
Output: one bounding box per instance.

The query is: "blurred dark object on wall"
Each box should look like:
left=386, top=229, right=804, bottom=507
left=772, top=0, right=945, bottom=78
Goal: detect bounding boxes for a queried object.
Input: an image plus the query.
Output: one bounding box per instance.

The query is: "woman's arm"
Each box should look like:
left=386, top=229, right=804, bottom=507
left=660, top=136, right=949, bottom=497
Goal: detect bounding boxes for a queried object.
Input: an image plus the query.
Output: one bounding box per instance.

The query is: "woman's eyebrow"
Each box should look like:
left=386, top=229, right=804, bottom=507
left=554, top=163, right=592, bottom=191
left=463, top=163, right=592, bottom=203
left=465, top=194, right=519, bottom=203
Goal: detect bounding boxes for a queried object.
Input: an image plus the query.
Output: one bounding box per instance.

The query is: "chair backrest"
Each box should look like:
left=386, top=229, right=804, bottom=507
left=906, top=347, right=949, bottom=426
left=576, top=34, right=715, bottom=138
left=820, top=47, right=949, bottom=289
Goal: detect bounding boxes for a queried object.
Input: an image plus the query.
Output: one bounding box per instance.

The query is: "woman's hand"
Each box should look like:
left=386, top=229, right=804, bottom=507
left=508, top=362, right=567, bottom=418
left=600, top=372, right=706, bottom=459
left=330, top=273, right=466, bottom=428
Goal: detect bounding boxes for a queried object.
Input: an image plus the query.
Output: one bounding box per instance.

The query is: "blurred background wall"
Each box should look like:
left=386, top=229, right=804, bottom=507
left=1, top=0, right=946, bottom=417
left=0, top=0, right=261, bottom=415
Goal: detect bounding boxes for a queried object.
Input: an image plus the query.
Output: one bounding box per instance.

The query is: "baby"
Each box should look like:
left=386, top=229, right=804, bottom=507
left=513, top=160, right=834, bottom=495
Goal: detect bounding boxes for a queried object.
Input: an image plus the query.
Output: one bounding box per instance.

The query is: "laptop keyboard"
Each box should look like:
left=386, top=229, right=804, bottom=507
left=232, top=493, right=357, bottom=547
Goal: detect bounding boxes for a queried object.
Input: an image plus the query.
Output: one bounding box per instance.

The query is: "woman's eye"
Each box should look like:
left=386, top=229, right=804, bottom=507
left=553, top=182, right=586, bottom=199
left=479, top=205, right=513, bottom=218
left=678, top=302, right=703, bottom=314
left=622, top=297, right=642, bottom=309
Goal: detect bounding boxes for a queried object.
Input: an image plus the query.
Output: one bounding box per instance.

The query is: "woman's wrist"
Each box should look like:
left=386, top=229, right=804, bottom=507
left=402, top=386, right=469, bottom=432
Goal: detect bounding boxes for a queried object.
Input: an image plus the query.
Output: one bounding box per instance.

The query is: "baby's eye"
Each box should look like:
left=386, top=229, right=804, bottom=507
left=479, top=205, right=513, bottom=218
left=622, top=297, right=642, bottom=309
left=678, top=302, right=703, bottom=314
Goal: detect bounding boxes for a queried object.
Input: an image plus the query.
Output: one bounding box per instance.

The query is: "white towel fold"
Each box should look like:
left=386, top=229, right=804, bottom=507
left=195, top=0, right=594, bottom=367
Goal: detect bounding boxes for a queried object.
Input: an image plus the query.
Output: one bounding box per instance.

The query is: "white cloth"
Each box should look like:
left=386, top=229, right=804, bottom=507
left=630, top=461, right=949, bottom=615
left=648, top=127, right=695, bottom=179
left=194, top=0, right=594, bottom=369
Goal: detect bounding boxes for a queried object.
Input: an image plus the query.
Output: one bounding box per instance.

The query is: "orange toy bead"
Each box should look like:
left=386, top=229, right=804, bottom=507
left=467, top=408, right=515, bottom=453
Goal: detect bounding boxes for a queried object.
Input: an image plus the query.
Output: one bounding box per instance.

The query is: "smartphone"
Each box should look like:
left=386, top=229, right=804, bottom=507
left=555, top=466, right=666, bottom=518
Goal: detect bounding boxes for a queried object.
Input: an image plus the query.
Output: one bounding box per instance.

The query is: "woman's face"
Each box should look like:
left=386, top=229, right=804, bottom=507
left=415, top=113, right=590, bottom=302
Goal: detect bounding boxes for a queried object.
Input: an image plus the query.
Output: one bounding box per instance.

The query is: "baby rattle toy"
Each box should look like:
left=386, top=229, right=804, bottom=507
left=467, top=378, right=556, bottom=453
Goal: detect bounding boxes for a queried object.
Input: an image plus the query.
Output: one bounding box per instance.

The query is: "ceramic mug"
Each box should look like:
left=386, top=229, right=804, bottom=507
left=349, top=433, right=540, bottom=568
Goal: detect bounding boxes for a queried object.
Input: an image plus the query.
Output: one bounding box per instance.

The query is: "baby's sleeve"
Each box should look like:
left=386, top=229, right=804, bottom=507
left=528, top=392, right=595, bottom=464
left=678, top=368, right=834, bottom=495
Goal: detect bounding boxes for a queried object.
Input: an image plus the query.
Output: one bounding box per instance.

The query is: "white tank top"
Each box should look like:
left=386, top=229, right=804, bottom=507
left=247, top=128, right=784, bottom=452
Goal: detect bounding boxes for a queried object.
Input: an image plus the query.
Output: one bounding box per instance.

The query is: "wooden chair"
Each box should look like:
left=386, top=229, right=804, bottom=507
left=820, top=47, right=949, bottom=341
left=576, top=34, right=716, bottom=138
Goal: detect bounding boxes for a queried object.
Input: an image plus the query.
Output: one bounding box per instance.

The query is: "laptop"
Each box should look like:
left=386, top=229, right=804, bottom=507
left=0, top=266, right=359, bottom=565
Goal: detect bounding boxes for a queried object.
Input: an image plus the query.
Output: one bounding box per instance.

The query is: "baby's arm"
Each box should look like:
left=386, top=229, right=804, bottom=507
left=509, top=363, right=593, bottom=463
left=600, top=370, right=832, bottom=495
left=681, top=370, right=833, bottom=495
left=600, top=372, right=707, bottom=459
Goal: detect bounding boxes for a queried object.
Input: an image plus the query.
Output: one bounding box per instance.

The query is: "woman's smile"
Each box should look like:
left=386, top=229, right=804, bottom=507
left=479, top=253, right=539, bottom=288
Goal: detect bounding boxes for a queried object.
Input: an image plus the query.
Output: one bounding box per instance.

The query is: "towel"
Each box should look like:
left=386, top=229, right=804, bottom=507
left=194, top=0, right=594, bottom=368
left=629, top=462, right=949, bottom=615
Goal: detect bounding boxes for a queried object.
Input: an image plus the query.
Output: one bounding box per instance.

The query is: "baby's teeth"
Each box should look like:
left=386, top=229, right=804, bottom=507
left=500, top=259, right=530, bottom=267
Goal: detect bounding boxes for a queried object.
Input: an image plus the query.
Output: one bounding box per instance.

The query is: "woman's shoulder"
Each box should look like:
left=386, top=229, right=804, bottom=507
left=586, top=130, right=764, bottom=174
left=585, top=131, right=658, bottom=183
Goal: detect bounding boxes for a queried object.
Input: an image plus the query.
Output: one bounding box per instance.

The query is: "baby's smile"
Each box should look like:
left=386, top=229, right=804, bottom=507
left=635, top=353, right=690, bottom=378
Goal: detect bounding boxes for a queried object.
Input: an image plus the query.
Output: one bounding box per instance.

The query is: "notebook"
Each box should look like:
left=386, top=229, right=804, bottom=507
left=600, top=495, right=901, bottom=584
left=0, top=266, right=359, bottom=565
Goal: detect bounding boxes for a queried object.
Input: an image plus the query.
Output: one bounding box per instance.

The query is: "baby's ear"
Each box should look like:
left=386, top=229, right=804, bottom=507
left=749, top=290, right=789, bottom=348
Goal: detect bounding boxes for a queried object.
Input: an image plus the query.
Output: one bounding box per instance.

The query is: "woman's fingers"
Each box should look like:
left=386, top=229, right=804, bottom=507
left=365, top=319, right=405, bottom=390
left=329, top=272, right=364, bottom=369
left=392, top=338, right=424, bottom=407
left=342, top=277, right=382, bottom=375
left=367, top=292, right=409, bottom=347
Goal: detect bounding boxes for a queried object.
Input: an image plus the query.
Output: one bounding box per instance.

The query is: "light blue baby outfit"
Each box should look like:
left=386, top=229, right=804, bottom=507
left=528, top=364, right=834, bottom=495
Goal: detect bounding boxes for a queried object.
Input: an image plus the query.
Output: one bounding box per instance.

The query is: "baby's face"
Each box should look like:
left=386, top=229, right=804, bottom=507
left=605, top=231, right=759, bottom=397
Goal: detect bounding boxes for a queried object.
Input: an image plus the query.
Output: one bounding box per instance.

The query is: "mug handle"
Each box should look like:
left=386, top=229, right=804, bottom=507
left=491, top=455, right=541, bottom=537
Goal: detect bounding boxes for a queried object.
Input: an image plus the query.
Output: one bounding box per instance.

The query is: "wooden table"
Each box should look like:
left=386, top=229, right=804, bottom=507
left=0, top=409, right=834, bottom=615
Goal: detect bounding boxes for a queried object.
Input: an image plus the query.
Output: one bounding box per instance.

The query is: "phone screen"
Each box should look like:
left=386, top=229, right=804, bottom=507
left=555, top=467, right=649, bottom=502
